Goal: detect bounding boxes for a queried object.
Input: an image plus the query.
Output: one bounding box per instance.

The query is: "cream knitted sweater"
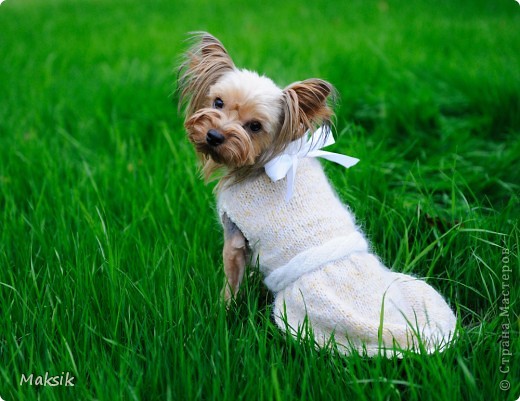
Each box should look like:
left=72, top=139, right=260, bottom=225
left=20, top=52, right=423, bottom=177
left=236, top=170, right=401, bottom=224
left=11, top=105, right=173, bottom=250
left=218, top=158, right=456, bottom=356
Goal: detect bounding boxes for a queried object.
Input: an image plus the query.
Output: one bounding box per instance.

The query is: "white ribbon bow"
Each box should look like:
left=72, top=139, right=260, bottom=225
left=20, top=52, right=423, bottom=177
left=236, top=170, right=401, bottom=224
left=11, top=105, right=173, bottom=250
left=264, top=126, right=360, bottom=202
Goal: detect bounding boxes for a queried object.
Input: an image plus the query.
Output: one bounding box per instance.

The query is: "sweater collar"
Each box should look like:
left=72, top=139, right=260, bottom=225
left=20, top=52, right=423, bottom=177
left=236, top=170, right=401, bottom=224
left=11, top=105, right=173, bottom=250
left=264, top=126, right=360, bottom=202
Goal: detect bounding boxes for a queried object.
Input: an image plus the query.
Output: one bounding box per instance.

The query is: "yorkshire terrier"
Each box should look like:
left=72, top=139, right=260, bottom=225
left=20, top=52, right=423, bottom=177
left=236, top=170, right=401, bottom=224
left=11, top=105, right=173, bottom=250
left=177, top=32, right=456, bottom=356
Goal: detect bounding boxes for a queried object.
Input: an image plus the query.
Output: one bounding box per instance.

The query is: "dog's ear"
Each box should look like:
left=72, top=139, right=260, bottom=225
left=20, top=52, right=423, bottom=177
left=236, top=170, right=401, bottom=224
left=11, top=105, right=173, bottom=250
left=177, top=32, right=235, bottom=115
left=277, top=79, right=336, bottom=146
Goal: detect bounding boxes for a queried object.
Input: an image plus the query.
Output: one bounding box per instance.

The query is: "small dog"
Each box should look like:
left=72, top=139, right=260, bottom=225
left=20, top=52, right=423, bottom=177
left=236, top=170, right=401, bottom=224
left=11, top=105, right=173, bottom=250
left=177, top=32, right=456, bottom=356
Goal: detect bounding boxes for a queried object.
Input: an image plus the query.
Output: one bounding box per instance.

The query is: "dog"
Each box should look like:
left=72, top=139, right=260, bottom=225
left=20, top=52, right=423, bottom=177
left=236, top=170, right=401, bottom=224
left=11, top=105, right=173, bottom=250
left=177, top=32, right=457, bottom=356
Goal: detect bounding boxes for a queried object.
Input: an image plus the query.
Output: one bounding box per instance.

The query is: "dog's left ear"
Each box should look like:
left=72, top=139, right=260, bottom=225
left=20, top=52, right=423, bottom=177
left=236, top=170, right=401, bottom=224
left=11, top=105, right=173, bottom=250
left=278, top=79, right=336, bottom=145
left=177, top=32, right=235, bottom=115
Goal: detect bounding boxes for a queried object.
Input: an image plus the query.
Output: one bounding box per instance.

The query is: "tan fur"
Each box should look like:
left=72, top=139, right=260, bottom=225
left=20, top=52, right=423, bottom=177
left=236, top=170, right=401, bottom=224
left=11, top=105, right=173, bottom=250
left=221, top=213, right=247, bottom=302
left=276, top=79, right=337, bottom=156
left=178, top=33, right=337, bottom=189
left=177, top=32, right=235, bottom=116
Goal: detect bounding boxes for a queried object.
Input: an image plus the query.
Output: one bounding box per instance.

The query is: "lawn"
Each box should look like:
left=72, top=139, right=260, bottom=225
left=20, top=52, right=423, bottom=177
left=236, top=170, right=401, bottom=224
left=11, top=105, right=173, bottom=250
left=0, top=0, right=519, bottom=400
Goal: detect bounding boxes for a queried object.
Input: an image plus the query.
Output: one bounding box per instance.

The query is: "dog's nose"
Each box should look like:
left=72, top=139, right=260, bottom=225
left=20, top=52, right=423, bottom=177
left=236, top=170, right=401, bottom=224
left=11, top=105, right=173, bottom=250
left=206, top=129, right=225, bottom=147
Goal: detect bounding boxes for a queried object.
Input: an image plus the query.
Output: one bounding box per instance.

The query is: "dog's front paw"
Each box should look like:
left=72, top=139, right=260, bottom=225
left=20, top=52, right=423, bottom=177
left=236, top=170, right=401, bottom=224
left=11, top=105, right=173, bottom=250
left=221, top=280, right=237, bottom=308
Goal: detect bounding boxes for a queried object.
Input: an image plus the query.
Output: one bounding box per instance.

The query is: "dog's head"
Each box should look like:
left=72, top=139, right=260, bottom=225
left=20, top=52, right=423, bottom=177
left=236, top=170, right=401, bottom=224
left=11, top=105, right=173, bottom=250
left=177, top=32, right=336, bottom=180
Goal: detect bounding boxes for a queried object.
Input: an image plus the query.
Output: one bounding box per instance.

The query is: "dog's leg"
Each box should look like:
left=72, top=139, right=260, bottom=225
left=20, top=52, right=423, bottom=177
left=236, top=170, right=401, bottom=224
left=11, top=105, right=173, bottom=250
left=221, top=212, right=247, bottom=303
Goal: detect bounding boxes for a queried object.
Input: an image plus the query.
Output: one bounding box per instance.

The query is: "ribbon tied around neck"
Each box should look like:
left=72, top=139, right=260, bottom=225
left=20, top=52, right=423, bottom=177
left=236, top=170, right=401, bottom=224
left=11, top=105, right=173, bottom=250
left=264, top=126, right=359, bottom=202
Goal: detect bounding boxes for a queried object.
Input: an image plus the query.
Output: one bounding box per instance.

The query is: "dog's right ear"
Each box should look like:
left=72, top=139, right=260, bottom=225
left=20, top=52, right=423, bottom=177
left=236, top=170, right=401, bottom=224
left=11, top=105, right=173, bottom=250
left=275, top=79, right=336, bottom=151
left=177, top=32, right=235, bottom=115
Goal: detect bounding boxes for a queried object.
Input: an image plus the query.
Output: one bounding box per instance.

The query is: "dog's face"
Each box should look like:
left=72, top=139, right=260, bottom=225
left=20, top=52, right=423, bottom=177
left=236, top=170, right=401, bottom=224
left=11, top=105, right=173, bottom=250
left=178, top=33, right=336, bottom=178
left=185, top=69, right=284, bottom=168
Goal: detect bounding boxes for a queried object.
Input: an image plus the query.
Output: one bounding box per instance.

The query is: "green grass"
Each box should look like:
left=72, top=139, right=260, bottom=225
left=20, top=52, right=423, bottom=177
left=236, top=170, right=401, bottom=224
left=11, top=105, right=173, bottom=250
left=0, top=0, right=519, bottom=400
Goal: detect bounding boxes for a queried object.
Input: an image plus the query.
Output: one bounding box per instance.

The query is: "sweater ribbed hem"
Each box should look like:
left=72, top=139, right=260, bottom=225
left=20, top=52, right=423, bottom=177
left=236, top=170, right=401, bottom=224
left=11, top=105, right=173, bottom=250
left=264, top=231, right=368, bottom=292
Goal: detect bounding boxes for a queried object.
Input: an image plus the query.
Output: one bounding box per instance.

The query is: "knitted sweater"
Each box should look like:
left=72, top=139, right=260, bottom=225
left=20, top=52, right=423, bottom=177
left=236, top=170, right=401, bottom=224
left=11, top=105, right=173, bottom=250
left=218, top=158, right=457, bottom=355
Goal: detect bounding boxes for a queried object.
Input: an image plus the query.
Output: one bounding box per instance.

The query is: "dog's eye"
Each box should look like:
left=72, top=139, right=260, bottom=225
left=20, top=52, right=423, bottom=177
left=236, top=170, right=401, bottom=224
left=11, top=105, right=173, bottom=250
left=213, top=98, right=224, bottom=109
left=249, top=121, right=262, bottom=132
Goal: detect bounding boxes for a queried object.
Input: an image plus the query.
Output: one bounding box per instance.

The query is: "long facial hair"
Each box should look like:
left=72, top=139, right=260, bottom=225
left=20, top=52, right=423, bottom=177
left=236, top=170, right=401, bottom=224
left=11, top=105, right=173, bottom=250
left=177, top=33, right=337, bottom=187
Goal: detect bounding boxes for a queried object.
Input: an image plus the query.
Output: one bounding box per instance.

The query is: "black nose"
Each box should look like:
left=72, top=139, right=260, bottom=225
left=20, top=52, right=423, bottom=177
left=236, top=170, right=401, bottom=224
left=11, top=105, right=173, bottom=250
left=206, top=129, right=225, bottom=146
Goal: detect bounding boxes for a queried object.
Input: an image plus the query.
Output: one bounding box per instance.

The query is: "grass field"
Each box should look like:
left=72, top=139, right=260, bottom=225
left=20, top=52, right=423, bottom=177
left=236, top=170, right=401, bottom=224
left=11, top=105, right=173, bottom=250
left=0, top=0, right=519, bottom=400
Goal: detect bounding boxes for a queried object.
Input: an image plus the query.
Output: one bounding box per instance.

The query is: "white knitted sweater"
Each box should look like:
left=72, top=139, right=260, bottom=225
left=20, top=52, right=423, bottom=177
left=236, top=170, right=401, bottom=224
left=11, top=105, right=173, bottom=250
left=218, top=158, right=456, bottom=355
